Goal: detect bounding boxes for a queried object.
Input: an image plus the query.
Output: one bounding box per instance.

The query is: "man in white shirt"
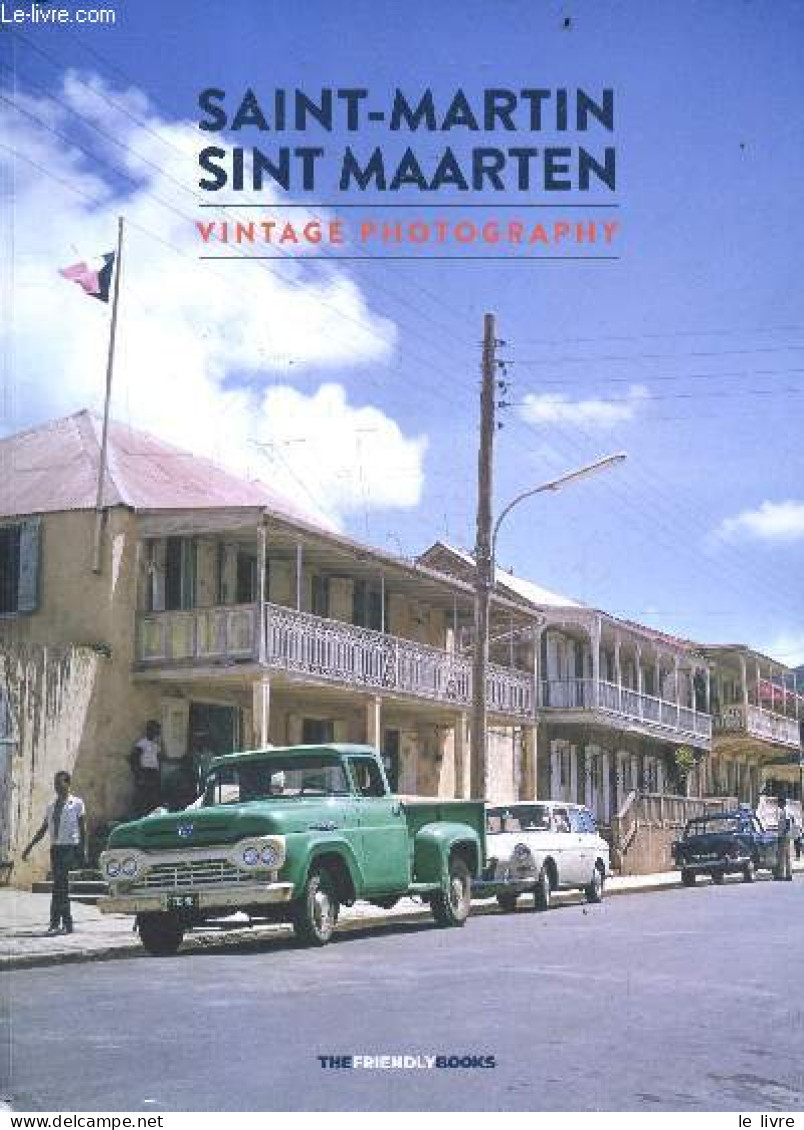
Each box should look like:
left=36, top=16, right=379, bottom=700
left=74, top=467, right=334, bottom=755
left=22, top=770, right=86, bottom=934
left=129, top=719, right=163, bottom=815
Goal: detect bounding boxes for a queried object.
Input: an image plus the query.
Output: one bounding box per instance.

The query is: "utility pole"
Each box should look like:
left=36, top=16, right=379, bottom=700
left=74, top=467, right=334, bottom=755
left=471, top=312, right=497, bottom=799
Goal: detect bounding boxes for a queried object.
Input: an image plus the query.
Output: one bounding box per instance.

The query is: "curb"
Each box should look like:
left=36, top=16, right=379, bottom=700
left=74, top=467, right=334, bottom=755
left=4, top=875, right=689, bottom=971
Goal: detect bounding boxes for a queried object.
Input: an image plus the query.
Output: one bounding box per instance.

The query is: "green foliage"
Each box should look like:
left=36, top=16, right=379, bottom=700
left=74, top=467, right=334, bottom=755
left=673, top=745, right=696, bottom=779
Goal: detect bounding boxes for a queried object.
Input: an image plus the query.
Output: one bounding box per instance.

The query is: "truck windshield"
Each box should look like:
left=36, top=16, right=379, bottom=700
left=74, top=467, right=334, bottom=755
left=684, top=816, right=743, bottom=837
left=205, top=754, right=350, bottom=805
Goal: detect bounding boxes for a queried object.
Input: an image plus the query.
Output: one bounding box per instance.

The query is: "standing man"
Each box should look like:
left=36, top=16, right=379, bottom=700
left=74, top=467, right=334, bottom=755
left=22, top=770, right=86, bottom=934
left=773, top=795, right=794, bottom=881
left=129, top=719, right=163, bottom=816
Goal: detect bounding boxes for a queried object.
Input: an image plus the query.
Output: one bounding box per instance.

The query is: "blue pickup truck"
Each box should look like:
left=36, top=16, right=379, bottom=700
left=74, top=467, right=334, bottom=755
left=672, top=809, right=778, bottom=886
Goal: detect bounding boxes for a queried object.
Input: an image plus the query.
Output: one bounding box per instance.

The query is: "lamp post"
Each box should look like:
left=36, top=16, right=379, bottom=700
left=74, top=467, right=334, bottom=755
left=470, top=452, right=627, bottom=799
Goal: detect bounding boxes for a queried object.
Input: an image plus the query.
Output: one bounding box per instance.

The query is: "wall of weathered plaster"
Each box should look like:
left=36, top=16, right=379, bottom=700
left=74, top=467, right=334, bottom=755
left=0, top=509, right=166, bottom=882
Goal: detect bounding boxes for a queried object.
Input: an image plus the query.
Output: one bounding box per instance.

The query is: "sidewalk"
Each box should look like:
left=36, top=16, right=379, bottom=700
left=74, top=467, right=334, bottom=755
left=3, top=864, right=801, bottom=970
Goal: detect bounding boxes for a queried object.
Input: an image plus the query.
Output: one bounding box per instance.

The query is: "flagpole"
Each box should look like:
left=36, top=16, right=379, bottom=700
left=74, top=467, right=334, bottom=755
left=92, top=215, right=124, bottom=574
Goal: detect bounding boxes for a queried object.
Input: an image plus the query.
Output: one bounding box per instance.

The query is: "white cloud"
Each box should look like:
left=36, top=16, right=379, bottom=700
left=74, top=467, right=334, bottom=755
left=1, top=72, right=426, bottom=525
left=715, top=500, right=804, bottom=545
left=759, top=631, right=804, bottom=669
left=518, top=385, right=647, bottom=429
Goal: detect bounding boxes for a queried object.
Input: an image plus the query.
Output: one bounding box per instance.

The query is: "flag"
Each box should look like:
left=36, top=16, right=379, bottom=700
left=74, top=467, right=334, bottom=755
left=59, top=252, right=115, bottom=303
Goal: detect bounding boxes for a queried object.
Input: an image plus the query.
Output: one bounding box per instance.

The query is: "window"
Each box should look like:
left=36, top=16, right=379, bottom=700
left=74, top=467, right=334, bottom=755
left=165, top=537, right=196, bottom=611
left=353, top=580, right=386, bottom=631
left=350, top=757, right=386, bottom=797
left=236, top=552, right=257, bottom=604
left=553, top=808, right=571, bottom=833
left=0, top=519, right=40, bottom=616
left=301, top=718, right=335, bottom=745
left=570, top=808, right=597, bottom=834
left=312, top=575, right=329, bottom=618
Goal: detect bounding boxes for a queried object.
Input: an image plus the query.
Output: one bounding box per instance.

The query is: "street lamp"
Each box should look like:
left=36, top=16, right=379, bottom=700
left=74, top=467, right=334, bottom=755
left=470, top=451, right=628, bottom=799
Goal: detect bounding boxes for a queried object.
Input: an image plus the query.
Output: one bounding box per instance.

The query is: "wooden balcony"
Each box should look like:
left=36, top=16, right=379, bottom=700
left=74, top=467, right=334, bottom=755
left=713, top=704, right=801, bottom=750
left=540, top=677, right=712, bottom=748
left=136, top=601, right=535, bottom=720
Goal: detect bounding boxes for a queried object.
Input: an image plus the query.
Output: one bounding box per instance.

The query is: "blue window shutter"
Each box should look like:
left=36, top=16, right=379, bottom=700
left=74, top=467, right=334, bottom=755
left=17, top=517, right=41, bottom=614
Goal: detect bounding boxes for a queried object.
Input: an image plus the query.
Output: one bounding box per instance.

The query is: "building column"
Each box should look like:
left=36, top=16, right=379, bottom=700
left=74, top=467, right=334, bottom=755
left=591, top=616, right=602, bottom=708
left=454, top=713, right=469, bottom=798
left=520, top=724, right=538, bottom=800
left=252, top=677, right=271, bottom=749
left=614, top=633, right=623, bottom=711
left=569, top=744, right=579, bottom=804
left=365, top=695, right=381, bottom=749
left=295, top=542, right=303, bottom=611
left=601, top=751, right=612, bottom=824
left=257, top=521, right=267, bottom=663
left=635, top=642, right=644, bottom=718
left=674, top=655, right=681, bottom=727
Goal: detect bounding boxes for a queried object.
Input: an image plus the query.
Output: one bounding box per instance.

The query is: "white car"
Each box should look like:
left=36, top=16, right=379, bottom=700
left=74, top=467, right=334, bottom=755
left=475, top=801, right=611, bottom=912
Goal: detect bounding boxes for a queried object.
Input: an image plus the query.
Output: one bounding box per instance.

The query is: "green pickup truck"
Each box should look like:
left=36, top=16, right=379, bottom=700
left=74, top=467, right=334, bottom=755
left=99, top=743, right=486, bottom=955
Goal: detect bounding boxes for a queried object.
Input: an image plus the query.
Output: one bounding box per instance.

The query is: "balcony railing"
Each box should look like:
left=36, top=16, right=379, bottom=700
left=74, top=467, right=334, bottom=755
left=713, top=704, right=801, bottom=749
left=136, top=602, right=535, bottom=720
left=540, top=677, right=712, bottom=743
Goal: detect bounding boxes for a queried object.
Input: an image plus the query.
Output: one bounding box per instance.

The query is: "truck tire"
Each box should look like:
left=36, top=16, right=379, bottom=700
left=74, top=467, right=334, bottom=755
left=534, top=865, right=552, bottom=911
left=292, top=866, right=340, bottom=946
left=585, top=863, right=605, bottom=904
left=431, top=856, right=472, bottom=927
left=496, top=892, right=519, bottom=913
left=743, top=857, right=756, bottom=883
left=137, top=912, right=185, bottom=956
left=681, top=869, right=696, bottom=887
left=711, top=870, right=725, bottom=885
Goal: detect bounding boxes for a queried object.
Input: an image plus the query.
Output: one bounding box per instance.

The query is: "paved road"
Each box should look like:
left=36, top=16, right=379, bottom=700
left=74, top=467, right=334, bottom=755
left=4, top=877, right=804, bottom=1112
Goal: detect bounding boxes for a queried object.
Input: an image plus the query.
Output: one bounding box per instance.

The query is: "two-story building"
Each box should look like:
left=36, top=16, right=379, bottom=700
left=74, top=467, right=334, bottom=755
left=0, top=411, right=537, bottom=880
left=701, top=644, right=802, bottom=805
left=419, top=543, right=714, bottom=835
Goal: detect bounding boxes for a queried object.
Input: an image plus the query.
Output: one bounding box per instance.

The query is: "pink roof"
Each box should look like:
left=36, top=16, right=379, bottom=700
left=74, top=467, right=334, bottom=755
left=0, top=410, right=334, bottom=528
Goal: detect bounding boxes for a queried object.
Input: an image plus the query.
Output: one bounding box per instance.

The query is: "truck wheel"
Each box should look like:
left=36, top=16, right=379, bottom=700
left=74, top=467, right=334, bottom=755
left=681, top=869, right=696, bottom=887
left=292, top=866, right=340, bottom=946
left=711, top=870, right=725, bottom=885
left=534, top=866, right=552, bottom=911
left=743, top=858, right=756, bottom=883
left=431, top=856, right=472, bottom=927
left=585, top=863, right=605, bottom=904
left=137, top=912, right=185, bottom=956
left=496, top=892, right=519, bottom=913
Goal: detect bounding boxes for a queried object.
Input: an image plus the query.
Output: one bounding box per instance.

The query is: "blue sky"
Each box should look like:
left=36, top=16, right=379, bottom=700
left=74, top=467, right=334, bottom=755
left=2, top=0, right=803, bottom=662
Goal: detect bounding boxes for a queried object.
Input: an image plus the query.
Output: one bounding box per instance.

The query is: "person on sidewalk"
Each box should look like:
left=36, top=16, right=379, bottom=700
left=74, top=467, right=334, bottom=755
left=21, top=770, right=87, bottom=934
left=773, top=795, right=794, bottom=881
left=129, top=720, right=163, bottom=816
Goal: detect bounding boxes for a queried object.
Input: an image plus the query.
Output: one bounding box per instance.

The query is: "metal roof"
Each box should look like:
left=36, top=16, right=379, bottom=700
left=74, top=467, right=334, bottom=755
left=0, top=409, right=335, bottom=530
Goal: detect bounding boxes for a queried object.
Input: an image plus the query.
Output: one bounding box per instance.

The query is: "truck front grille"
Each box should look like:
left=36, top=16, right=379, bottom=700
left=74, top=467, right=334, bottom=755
left=131, top=858, right=252, bottom=892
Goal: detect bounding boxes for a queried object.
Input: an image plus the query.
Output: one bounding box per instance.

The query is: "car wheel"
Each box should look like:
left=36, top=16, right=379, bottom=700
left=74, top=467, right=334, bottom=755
left=431, top=855, right=472, bottom=927
left=137, top=912, right=185, bottom=956
left=534, top=866, right=552, bottom=911
left=585, top=863, right=605, bottom=904
left=292, top=866, right=340, bottom=946
left=743, top=857, right=756, bottom=883
left=496, top=892, right=519, bottom=913
left=711, top=870, right=725, bottom=885
left=681, top=869, right=696, bottom=887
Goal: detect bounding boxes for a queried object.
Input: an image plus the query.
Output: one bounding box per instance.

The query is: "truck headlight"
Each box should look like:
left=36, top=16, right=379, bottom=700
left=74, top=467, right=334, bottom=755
left=242, top=846, right=259, bottom=866
left=260, top=845, right=279, bottom=867
left=121, top=857, right=139, bottom=877
left=105, top=858, right=121, bottom=878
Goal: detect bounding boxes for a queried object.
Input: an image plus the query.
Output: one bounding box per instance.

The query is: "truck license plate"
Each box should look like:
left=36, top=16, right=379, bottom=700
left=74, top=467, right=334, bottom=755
left=164, top=893, right=198, bottom=912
